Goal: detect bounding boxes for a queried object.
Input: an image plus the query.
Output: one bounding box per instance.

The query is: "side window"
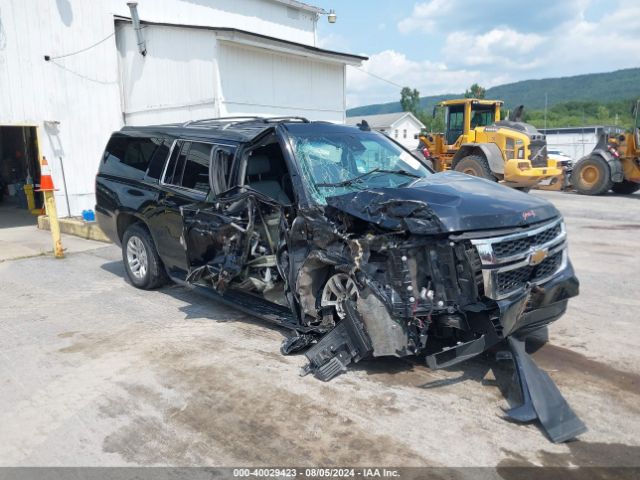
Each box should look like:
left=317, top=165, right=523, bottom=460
left=210, top=146, right=237, bottom=195
left=102, top=134, right=161, bottom=180
left=146, top=139, right=172, bottom=180
left=181, top=142, right=213, bottom=193
left=163, top=141, right=191, bottom=186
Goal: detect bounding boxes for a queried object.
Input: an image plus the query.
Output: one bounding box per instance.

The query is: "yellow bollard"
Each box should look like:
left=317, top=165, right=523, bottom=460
left=44, top=190, right=64, bottom=258
left=24, top=184, right=36, bottom=211
left=37, top=156, right=64, bottom=258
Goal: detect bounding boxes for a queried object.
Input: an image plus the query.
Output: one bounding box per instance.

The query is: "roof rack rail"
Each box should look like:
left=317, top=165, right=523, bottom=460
left=183, top=116, right=264, bottom=127
left=262, top=116, right=309, bottom=123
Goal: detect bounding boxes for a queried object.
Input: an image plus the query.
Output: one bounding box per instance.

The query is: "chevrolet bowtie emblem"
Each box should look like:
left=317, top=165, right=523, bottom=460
left=529, top=249, right=548, bottom=266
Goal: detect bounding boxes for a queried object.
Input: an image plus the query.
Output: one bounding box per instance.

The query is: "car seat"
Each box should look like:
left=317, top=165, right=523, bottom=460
left=246, top=154, right=291, bottom=204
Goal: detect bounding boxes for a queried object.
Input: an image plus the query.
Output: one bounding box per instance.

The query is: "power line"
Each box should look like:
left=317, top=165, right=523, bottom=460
left=45, top=31, right=115, bottom=61
left=351, top=66, right=404, bottom=88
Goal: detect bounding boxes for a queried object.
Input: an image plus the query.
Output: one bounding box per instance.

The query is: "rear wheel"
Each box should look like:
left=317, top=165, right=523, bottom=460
left=122, top=224, right=167, bottom=289
left=572, top=156, right=612, bottom=195
left=611, top=179, right=640, bottom=195
left=453, top=155, right=497, bottom=181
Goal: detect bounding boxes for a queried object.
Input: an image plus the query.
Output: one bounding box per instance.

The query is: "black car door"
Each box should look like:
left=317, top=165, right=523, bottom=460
left=180, top=144, right=252, bottom=288
left=152, top=140, right=211, bottom=278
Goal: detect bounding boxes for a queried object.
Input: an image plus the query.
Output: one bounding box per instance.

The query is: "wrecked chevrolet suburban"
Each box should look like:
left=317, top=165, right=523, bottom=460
left=96, top=117, right=585, bottom=442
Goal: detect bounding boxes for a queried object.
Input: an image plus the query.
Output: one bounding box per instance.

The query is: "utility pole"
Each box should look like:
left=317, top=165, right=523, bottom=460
left=544, top=92, right=548, bottom=130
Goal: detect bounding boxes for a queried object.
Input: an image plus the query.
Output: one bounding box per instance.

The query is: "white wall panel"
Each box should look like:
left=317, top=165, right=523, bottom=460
left=218, top=43, right=345, bottom=122
left=117, top=24, right=219, bottom=124
left=0, top=0, right=347, bottom=216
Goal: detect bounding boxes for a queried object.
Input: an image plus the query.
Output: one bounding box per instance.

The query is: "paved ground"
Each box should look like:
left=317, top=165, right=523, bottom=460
left=0, top=204, right=104, bottom=262
left=0, top=191, right=639, bottom=468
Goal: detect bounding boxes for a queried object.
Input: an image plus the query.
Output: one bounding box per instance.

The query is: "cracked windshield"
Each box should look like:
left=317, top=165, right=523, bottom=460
left=290, top=131, right=432, bottom=204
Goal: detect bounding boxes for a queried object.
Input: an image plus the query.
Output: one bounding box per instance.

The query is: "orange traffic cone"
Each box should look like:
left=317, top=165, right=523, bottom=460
left=36, top=156, right=57, bottom=192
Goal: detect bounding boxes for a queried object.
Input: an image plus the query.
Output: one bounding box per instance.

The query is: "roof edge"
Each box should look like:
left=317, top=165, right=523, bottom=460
left=114, top=16, right=368, bottom=64
left=268, top=0, right=325, bottom=15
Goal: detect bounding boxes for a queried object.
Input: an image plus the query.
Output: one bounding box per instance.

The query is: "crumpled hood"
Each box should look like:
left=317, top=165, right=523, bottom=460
left=325, top=171, right=559, bottom=234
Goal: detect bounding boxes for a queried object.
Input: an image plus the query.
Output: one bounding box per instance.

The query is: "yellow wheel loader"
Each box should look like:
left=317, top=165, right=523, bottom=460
left=571, top=99, right=640, bottom=195
left=418, top=99, right=563, bottom=190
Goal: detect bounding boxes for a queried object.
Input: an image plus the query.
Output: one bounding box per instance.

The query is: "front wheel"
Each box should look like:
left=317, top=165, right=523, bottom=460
left=453, top=155, right=497, bottom=181
left=571, top=156, right=612, bottom=195
left=122, top=224, right=167, bottom=289
left=611, top=180, right=640, bottom=195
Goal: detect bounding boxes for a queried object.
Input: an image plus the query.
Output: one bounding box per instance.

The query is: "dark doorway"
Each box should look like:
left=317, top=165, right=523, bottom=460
left=0, top=126, right=42, bottom=227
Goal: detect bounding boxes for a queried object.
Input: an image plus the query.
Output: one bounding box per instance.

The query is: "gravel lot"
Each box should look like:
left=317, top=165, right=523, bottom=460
left=0, top=190, right=639, bottom=468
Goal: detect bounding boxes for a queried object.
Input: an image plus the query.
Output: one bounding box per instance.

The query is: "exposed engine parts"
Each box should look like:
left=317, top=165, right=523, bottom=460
left=181, top=186, right=583, bottom=443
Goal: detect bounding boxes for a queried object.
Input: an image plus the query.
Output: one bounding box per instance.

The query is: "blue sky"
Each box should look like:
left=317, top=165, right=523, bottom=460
left=311, top=0, right=640, bottom=108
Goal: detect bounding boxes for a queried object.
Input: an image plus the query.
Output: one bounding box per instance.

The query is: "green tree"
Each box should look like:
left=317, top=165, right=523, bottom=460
left=400, top=87, right=421, bottom=116
left=464, top=83, right=486, bottom=99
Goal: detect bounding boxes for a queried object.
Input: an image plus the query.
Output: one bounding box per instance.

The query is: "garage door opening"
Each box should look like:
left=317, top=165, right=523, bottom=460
left=0, top=126, right=42, bottom=228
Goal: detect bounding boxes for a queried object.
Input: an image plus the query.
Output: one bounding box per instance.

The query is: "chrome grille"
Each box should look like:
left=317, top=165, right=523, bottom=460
left=470, top=218, right=567, bottom=300
left=493, top=222, right=561, bottom=259
left=494, top=251, right=563, bottom=296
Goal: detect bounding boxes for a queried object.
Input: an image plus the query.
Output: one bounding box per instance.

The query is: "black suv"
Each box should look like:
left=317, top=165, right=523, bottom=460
left=96, top=117, right=583, bottom=440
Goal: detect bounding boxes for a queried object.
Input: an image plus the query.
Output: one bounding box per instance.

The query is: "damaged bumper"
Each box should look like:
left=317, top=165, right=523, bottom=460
left=301, top=214, right=583, bottom=442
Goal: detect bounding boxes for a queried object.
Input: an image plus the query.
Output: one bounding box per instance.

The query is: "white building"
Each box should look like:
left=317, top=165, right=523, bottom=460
left=346, top=112, right=425, bottom=149
left=539, top=125, right=625, bottom=160
left=0, top=0, right=365, bottom=217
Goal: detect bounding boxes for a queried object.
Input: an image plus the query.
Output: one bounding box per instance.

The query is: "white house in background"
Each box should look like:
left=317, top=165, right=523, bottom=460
left=0, top=0, right=365, bottom=217
left=346, top=112, right=426, bottom=149
left=538, top=125, right=625, bottom=160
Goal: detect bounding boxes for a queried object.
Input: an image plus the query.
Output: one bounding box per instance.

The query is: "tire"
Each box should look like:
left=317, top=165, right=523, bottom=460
left=453, top=155, right=497, bottom=181
left=571, top=156, right=612, bottom=195
left=121, top=223, right=167, bottom=289
left=611, top=179, right=640, bottom=195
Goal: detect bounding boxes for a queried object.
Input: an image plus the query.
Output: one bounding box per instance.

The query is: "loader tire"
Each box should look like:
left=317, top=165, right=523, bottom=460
left=572, top=156, right=612, bottom=195
left=453, top=155, right=497, bottom=182
left=611, top=180, right=640, bottom=195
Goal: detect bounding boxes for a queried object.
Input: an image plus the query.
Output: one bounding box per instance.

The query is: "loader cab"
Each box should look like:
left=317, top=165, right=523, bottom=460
left=439, top=99, right=502, bottom=146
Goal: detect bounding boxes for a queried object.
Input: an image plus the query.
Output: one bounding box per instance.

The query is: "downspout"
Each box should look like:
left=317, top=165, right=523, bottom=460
left=127, top=2, right=146, bottom=56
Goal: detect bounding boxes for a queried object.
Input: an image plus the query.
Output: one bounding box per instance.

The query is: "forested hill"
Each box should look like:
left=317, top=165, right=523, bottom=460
left=346, top=68, right=640, bottom=117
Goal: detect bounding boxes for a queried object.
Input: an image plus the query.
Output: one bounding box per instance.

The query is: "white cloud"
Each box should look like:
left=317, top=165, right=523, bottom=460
left=347, top=0, right=640, bottom=108
left=443, top=28, right=545, bottom=69
left=345, top=49, right=490, bottom=107
left=397, top=0, right=453, bottom=34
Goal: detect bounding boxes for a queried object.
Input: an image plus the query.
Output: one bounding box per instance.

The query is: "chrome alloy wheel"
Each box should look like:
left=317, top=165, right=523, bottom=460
left=126, top=236, right=148, bottom=280
left=321, top=273, right=358, bottom=319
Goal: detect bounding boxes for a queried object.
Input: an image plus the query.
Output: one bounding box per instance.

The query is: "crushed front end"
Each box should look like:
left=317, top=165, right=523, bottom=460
left=301, top=196, right=578, bottom=374
left=298, top=193, right=583, bottom=442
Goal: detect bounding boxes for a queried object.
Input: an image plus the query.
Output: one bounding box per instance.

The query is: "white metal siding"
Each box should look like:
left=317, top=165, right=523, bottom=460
left=390, top=118, right=422, bottom=149
left=218, top=43, right=345, bottom=122
left=0, top=0, right=349, bottom=216
left=0, top=0, right=123, bottom=216
left=544, top=131, right=599, bottom=160
left=117, top=25, right=220, bottom=125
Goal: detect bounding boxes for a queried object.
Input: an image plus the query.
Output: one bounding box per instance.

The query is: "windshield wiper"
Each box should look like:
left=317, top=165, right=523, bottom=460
left=316, top=168, right=420, bottom=188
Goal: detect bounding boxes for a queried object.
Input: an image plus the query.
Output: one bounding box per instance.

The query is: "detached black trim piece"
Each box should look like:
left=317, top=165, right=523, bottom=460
left=302, top=301, right=372, bottom=381
left=505, top=337, right=587, bottom=443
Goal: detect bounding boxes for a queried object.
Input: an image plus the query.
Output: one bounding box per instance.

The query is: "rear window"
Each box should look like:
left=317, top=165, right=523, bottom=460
left=182, top=143, right=212, bottom=193
left=102, top=134, right=163, bottom=180
left=146, top=139, right=172, bottom=180
left=163, top=141, right=212, bottom=194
